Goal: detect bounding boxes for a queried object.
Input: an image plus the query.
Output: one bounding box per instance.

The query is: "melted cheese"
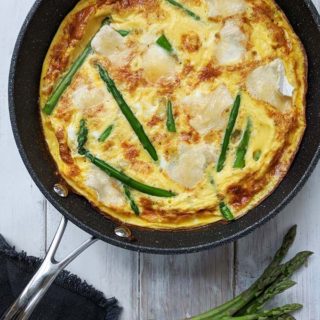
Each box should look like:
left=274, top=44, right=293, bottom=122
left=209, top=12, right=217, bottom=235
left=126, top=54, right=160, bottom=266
left=86, top=165, right=125, bottom=206
left=207, top=0, right=247, bottom=18
left=72, top=85, right=108, bottom=109
left=40, top=0, right=307, bottom=229
left=91, top=25, right=130, bottom=67
left=67, top=124, right=78, bottom=155
left=141, top=45, right=177, bottom=83
left=246, top=59, right=294, bottom=112
left=215, top=20, right=247, bottom=65
left=162, top=144, right=217, bottom=189
left=181, top=84, right=234, bottom=134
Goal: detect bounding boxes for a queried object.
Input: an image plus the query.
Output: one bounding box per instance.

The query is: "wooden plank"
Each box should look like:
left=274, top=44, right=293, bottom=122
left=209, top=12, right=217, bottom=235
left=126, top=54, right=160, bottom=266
left=235, top=168, right=320, bottom=319
left=139, top=245, right=234, bottom=320
left=0, top=0, right=46, bottom=257
left=46, top=204, right=140, bottom=320
left=236, top=1, right=320, bottom=318
left=2, top=1, right=319, bottom=320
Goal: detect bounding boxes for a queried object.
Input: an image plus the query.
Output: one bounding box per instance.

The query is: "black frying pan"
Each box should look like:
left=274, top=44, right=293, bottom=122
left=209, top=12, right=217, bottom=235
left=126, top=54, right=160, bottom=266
left=8, top=0, right=320, bottom=255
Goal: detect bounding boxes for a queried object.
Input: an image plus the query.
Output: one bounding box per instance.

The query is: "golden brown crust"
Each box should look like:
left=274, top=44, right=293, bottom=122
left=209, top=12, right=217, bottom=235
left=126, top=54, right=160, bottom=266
left=198, top=64, right=222, bottom=82
left=39, top=0, right=307, bottom=229
left=180, top=32, right=202, bottom=53
left=44, top=4, right=96, bottom=85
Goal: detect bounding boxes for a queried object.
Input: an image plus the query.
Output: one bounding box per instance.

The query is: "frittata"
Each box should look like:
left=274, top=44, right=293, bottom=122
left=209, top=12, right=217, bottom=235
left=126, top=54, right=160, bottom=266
left=39, top=0, right=307, bottom=229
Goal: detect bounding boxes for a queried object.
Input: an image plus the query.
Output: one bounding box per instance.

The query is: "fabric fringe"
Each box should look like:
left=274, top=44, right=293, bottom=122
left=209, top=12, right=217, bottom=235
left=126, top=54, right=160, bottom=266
left=0, top=234, right=122, bottom=320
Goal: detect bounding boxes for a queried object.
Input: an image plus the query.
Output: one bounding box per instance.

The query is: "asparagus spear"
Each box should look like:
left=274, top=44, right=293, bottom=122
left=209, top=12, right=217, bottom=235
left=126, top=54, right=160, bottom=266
left=116, top=29, right=130, bottom=37
left=43, top=18, right=111, bottom=115
left=233, top=249, right=312, bottom=318
left=219, top=304, right=302, bottom=320
left=77, top=120, right=175, bottom=197
left=97, top=64, right=158, bottom=161
left=253, top=150, right=262, bottom=161
left=244, top=279, right=296, bottom=314
left=190, top=226, right=299, bottom=319
left=166, top=100, right=176, bottom=132
left=43, top=45, right=92, bottom=115
left=98, top=125, right=113, bottom=142
left=279, top=251, right=313, bottom=280
left=259, top=225, right=297, bottom=277
left=217, top=94, right=241, bottom=172
left=237, top=251, right=311, bottom=317
left=165, top=0, right=200, bottom=20
left=123, top=185, right=140, bottom=215
left=77, top=119, right=89, bottom=154
left=234, top=118, right=252, bottom=169
left=219, top=202, right=234, bottom=221
left=85, top=152, right=175, bottom=197
left=156, top=34, right=173, bottom=53
left=273, top=315, right=296, bottom=320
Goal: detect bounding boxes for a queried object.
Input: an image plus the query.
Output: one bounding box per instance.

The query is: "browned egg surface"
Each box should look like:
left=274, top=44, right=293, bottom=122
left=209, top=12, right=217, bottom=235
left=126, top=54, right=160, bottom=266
left=40, top=0, right=307, bottom=229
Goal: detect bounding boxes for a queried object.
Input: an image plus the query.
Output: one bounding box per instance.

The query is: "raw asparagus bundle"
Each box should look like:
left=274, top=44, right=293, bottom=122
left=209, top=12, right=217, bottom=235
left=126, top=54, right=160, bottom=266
left=191, top=226, right=312, bottom=320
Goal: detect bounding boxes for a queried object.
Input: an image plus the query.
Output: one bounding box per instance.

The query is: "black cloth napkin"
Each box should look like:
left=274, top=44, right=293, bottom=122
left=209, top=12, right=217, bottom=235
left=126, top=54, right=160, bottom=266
left=0, top=234, right=122, bottom=320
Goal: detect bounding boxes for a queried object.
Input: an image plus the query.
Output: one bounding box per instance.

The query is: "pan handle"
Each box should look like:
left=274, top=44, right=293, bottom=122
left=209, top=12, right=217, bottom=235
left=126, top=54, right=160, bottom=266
left=1, top=216, right=97, bottom=320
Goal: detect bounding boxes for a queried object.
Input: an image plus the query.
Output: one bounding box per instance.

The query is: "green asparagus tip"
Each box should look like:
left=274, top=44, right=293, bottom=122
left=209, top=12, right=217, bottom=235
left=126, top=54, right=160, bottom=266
left=98, top=124, right=114, bottom=142
left=156, top=34, right=173, bottom=52
left=117, top=29, right=130, bottom=37
left=234, top=118, right=252, bottom=169
left=124, top=184, right=140, bottom=216
left=166, top=100, right=177, bottom=132
left=253, top=150, right=262, bottom=161
left=217, top=94, right=241, bottom=172
left=97, top=63, right=159, bottom=161
left=219, top=202, right=235, bottom=221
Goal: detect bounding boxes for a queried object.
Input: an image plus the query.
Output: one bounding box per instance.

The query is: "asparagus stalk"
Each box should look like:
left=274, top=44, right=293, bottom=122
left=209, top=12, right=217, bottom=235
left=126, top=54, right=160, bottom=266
left=219, top=202, right=234, bottom=221
left=77, top=120, right=175, bottom=197
left=166, top=100, right=177, bottom=132
left=259, top=225, right=297, bottom=277
left=279, top=251, right=313, bottom=280
left=253, top=150, right=262, bottom=161
left=217, top=94, right=241, bottom=172
left=97, top=64, right=158, bottom=161
left=77, top=119, right=89, bottom=153
left=233, top=251, right=312, bottom=318
left=116, top=29, right=130, bottom=37
left=234, top=118, right=252, bottom=169
left=43, top=45, right=92, bottom=115
left=85, top=152, right=175, bottom=197
left=237, top=251, right=313, bottom=315
left=43, top=18, right=111, bottom=115
left=219, top=304, right=302, bottom=320
left=157, top=34, right=173, bottom=53
left=273, top=315, right=296, bottom=320
left=244, top=279, right=296, bottom=314
left=98, top=125, right=113, bottom=142
left=123, top=185, right=140, bottom=215
left=190, top=226, right=299, bottom=319
left=165, top=0, right=200, bottom=20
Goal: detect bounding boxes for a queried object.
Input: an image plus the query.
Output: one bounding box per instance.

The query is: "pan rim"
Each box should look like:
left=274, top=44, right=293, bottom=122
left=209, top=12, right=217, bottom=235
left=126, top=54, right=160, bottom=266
left=8, top=0, right=320, bottom=254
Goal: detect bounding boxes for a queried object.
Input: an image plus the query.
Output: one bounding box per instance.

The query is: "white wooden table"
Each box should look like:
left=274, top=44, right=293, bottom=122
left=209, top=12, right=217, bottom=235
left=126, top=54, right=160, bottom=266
left=1, top=1, right=319, bottom=319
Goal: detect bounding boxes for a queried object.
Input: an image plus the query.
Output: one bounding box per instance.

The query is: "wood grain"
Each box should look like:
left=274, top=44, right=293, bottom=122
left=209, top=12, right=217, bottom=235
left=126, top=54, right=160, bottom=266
left=236, top=165, right=320, bottom=320
left=0, top=0, right=46, bottom=258
left=236, top=2, right=320, bottom=319
left=140, top=246, right=234, bottom=320
left=46, top=204, right=140, bottom=320
left=0, top=1, right=319, bottom=320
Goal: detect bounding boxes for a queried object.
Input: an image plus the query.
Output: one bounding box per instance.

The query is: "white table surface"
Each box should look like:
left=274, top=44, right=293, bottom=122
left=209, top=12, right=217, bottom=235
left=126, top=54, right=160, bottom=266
left=1, top=1, right=319, bottom=319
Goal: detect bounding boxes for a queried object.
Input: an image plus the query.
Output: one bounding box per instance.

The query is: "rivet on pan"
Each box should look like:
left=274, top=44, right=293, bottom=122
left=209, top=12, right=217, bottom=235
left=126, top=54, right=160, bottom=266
left=53, top=184, right=69, bottom=198
left=115, top=226, right=132, bottom=239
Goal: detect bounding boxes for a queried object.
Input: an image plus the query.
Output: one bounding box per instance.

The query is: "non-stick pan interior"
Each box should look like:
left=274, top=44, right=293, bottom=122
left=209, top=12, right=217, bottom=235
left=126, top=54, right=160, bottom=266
left=9, top=0, right=320, bottom=253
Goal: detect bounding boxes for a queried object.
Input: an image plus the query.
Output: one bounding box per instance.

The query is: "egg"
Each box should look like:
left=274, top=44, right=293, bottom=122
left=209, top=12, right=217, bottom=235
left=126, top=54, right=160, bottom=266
left=39, top=0, right=307, bottom=229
